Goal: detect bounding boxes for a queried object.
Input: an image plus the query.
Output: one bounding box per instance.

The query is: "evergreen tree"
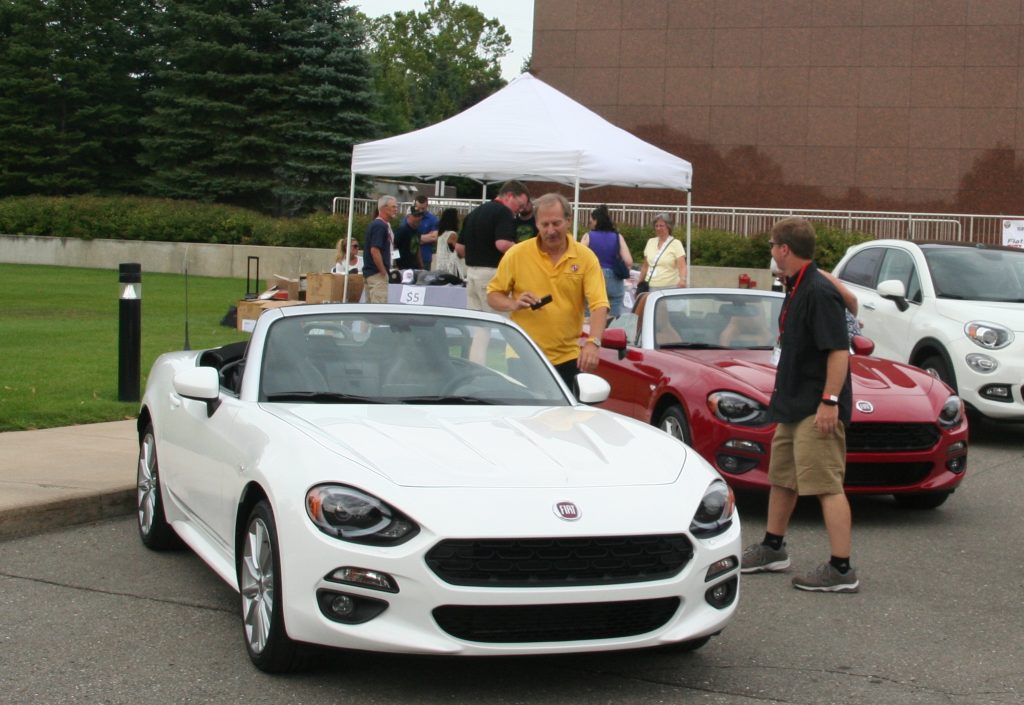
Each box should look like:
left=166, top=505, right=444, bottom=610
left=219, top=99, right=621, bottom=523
left=140, top=0, right=376, bottom=215
left=265, top=2, right=377, bottom=216
left=0, top=0, right=152, bottom=196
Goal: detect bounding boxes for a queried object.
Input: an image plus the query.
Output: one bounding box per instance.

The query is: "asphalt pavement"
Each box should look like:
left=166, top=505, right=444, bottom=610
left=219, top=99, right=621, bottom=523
left=0, top=420, right=138, bottom=540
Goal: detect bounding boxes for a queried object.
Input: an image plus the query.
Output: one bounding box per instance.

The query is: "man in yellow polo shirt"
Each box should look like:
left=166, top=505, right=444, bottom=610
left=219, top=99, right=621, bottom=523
left=487, top=192, right=610, bottom=391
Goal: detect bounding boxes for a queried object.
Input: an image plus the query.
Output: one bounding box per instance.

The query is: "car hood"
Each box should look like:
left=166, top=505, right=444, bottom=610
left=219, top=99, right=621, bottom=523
left=670, top=350, right=778, bottom=395
left=263, top=404, right=689, bottom=489
left=934, top=298, right=1024, bottom=331
left=673, top=350, right=942, bottom=398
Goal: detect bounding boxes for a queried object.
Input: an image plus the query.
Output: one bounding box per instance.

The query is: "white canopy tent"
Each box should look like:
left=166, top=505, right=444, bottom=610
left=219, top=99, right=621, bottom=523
left=343, top=73, right=694, bottom=295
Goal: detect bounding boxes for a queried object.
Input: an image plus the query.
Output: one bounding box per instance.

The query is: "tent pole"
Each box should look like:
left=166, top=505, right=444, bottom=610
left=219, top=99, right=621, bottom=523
left=685, top=190, right=692, bottom=288
left=572, top=175, right=581, bottom=239
left=342, top=170, right=357, bottom=302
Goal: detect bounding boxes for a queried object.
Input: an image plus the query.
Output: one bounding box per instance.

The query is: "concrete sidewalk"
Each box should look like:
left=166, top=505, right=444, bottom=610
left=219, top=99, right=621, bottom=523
left=0, top=420, right=138, bottom=540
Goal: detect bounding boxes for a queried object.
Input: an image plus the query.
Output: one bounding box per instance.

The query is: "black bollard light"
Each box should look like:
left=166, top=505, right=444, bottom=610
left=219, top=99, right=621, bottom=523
left=118, top=263, right=142, bottom=402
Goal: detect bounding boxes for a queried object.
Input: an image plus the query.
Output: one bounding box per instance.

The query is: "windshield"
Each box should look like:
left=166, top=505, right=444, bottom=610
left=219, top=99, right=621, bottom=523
left=608, top=293, right=783, bottom=348
left=258, top=312, right=569, bottom=405
left=652, top=293, right=781, bottom=349
left=925, top=246, right=1024, bottom=302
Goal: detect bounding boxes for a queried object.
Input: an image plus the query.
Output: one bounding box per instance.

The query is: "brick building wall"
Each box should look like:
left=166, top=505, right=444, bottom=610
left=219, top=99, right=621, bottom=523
left=530, top=0, right=1024, bottom=214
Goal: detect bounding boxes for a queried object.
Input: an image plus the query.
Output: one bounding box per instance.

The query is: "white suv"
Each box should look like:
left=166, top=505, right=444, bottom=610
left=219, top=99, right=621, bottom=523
left=834, top=240, right=1024, bottom=421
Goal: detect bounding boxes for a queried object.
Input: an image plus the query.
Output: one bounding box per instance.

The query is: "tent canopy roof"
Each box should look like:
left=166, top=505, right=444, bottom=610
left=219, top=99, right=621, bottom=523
left=351, top=74, right=692, bottom=191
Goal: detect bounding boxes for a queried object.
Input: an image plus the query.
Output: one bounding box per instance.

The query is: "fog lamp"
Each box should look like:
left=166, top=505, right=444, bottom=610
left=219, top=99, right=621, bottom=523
left=715, top=454, right=759, bottom=474
left=330, top=594, right=355, bottom=618
left=946, top=455, right=967, bottom=474
left=979, top=384, right=1013, bottom=402
left=316, top=589, right=389, bottom=624
left=705, top=576, right=738, bottom=609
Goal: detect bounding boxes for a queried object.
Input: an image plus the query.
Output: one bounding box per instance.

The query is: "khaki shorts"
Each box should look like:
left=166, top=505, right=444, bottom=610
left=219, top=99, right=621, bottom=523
left=768, top=415, right=847, bottom=496
left=364, top=273, right=389, bottom=304
left=466, top=266, right=502, bottom=314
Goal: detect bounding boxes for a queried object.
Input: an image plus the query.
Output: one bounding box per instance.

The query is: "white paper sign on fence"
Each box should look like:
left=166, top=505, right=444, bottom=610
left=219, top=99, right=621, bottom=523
left=1001, top=219, right=1024, bottom=249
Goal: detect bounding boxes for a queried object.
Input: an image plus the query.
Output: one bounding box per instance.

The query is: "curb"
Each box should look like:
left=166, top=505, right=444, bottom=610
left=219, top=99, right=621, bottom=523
left=0, top=489, right=136, bottom=541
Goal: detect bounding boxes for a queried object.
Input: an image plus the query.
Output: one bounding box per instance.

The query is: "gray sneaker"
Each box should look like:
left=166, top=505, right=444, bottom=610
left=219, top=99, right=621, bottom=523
left=792, top=562, right=860, bottom=593
left=740, top=542, right=791, bottom=573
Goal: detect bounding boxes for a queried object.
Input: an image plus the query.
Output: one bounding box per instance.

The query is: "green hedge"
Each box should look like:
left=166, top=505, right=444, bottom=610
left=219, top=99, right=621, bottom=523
left=0, top=196, right=872, bottom=270
left=0, top=195, right=371, bottom=249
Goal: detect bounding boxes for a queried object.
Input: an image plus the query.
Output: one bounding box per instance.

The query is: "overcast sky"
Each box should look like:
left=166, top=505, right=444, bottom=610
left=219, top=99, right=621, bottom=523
left=354, top=1, right=535, bottom=80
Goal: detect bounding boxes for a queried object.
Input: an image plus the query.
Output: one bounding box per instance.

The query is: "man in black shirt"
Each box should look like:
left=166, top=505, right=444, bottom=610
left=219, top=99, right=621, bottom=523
left=456, top=180, right=530, bottom=313
left=741, top=216, right=858, bottom=593
left=394, top=208, right=425, bottom=270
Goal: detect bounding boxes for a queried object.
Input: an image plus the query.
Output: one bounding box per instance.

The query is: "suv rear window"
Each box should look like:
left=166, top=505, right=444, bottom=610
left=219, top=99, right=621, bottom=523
left=838, top=248, right=884, bottom=287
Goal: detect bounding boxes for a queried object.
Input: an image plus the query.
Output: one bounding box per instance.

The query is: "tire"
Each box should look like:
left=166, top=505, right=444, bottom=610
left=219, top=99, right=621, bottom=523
left=137, top=425, right=181, bottom=550
left=656, top=404, right=692, bottom=445
left=239, top=500, right=302, bottom=673
left=919, top=354, right=957, bottom=393
left=893, top=492, right=951, bottom=510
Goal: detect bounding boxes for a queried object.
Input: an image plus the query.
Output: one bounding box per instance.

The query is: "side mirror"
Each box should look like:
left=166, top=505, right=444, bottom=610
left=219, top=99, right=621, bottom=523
left=601, top=328, right=628, bottom=360
left=851, top=335, right=875, bottom=356
left=173, top=366, right=221, bottom=416
left=575, top=373, right=611, bottom=404
left=877, top=279, right=909, bottom=312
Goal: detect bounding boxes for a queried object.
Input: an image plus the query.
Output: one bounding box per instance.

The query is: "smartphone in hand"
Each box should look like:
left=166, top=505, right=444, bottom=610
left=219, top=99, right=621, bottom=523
left=530, top=294, right=553, bottom=310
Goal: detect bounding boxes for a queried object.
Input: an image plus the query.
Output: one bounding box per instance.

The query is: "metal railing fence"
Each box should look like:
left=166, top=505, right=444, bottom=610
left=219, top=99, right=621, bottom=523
left=332, top=196, right=1021, bottom=246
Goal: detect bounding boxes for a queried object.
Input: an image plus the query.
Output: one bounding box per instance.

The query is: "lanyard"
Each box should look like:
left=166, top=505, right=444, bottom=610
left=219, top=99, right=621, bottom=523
left=778, top=263, right=810, bottom=338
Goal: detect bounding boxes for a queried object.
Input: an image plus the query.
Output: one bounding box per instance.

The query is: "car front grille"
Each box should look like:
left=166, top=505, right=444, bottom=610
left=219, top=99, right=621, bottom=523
left=432, top=597, right=681, bottom=643
left=845, top=461, right=933, bottom=487
left=847, top=422, right=940, bottom=452
left=425, top=535, right=694, bottom=587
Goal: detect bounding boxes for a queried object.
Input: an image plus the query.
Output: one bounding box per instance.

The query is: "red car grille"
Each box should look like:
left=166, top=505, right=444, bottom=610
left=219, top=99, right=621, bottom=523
left=847, top=423, right=940, bottom=452
left=432, top=597, right=681, bottom=643
left=425, top=535, right=694, bottom=587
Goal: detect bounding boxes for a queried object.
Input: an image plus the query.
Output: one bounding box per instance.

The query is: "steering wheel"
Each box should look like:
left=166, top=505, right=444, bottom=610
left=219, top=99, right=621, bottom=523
left=440, top=369, right=490, bottom=396
left=219, top=359, right=245, bottom=391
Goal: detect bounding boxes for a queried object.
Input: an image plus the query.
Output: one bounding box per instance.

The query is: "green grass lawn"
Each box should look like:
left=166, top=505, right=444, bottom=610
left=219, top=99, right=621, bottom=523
left=0, top=264, right=250, bottom=431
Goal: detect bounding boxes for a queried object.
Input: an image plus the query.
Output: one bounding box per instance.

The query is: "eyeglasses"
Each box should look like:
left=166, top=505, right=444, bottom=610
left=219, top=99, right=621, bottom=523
left=769, top=241, right=781, bottom=248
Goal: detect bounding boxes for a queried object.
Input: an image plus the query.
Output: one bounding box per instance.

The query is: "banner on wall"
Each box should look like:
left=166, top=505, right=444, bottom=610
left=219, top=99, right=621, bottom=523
left=1001, top=220, right=1024, bottom=249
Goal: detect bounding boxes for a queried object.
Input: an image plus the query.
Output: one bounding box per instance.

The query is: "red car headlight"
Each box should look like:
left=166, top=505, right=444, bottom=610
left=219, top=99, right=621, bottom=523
left=707, top=391, right=769, bottom=426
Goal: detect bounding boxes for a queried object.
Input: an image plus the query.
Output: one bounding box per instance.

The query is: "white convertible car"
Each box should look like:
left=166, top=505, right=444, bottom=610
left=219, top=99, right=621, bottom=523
left=136, top=304, right=740, bottom=672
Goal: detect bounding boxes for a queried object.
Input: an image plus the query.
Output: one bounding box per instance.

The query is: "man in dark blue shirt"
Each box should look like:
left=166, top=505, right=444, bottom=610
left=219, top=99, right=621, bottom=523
left=741, top=216, right=858, bottom=593
left=362, top=195, right=398, bottom=304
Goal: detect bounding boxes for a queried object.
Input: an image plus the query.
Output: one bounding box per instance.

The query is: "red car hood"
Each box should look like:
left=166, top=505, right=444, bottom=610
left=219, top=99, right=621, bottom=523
left=669, top=349, right=944, bottom=401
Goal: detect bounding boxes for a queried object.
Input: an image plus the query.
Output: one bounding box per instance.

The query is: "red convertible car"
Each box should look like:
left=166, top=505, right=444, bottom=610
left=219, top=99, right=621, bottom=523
left=596, top=289, right=968, bottom=509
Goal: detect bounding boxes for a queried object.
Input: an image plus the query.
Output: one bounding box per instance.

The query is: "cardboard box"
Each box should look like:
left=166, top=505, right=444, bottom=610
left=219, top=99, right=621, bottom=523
left=236, top=299, right=303, bottom=332
left=265, top=274, right=303, bottom=301
left=305, top=272, right=364, bottom=304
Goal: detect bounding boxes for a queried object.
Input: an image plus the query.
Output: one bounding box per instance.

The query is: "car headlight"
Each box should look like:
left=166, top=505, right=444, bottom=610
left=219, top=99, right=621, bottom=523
left=964, top=321, right=1013, bottom=350
left=690, top=479, right=735, bottom=538
left=938, top=395, right=964, bottom=428
left=306, top=484, right=419, bottom=545
left=707, top=391, right=769, bottom=426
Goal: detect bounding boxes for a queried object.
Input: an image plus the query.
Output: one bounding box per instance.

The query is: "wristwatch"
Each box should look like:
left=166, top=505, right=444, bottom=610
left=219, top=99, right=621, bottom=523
left=821, top=394, right=839, bottom=406
left=586, top=337, right=601, bottom=348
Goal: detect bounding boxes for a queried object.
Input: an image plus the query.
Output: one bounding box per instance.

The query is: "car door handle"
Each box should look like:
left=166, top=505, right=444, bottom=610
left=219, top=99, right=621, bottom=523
left=863, top=302, right=876, bottom=310
left=169, top=393, right=181, bottom=409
